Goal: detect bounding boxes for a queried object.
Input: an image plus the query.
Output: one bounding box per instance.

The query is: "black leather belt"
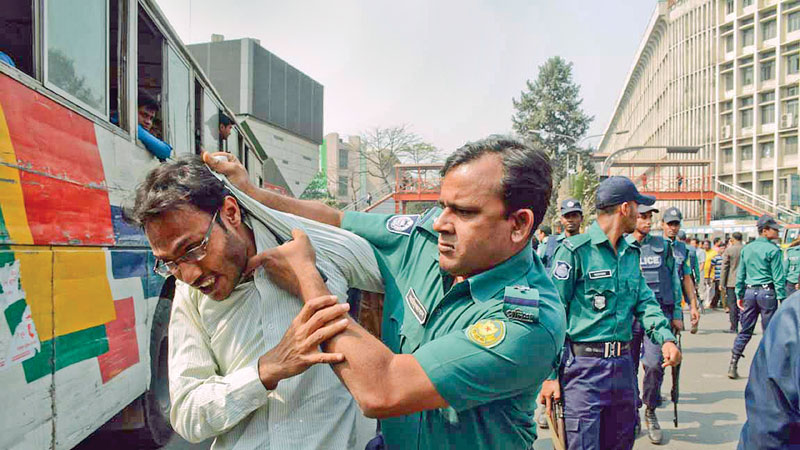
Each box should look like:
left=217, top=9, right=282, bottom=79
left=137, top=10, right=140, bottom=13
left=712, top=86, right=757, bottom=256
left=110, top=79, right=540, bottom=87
left=571, top=341, right=631, bottom=358
left=746, top=284, right=774, bottom=290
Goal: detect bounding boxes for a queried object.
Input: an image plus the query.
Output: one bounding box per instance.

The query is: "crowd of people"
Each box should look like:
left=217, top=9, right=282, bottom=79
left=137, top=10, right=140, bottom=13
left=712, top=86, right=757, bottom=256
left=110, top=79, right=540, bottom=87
left=126, top=136, right=799, bottom=450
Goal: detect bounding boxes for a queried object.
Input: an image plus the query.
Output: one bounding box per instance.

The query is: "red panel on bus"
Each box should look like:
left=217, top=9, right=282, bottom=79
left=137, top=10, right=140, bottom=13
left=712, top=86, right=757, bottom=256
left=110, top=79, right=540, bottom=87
left=97, top=296, right=139, bottom=383
left=0, top=76, right=113, bottom=245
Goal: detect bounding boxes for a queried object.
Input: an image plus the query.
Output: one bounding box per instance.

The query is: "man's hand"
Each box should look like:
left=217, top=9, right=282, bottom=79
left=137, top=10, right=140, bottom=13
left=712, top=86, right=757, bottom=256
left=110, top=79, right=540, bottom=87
left=737, top=298, right=745, bottom=311
left=671, top=319, right=684, bottom=335
left=258, top=295, right=349, bottom=390
left=661, top=341, right=682, bottom=368
left=203, top=151, right=254, bottom=195
left=689, top=306, right=700, bottom=327
left=246, top=229, right=318, bottom=299
left=538, top=379, right=561, bottom=415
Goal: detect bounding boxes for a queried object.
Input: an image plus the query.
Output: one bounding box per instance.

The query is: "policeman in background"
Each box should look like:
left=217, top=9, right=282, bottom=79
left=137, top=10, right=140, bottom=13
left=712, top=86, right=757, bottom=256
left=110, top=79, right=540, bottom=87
left=539, top=176, right=680, bottom=450
left=627, top=204, right=684, bottom=444
left=662, top=208, right=700, bottom=331
left=738, top=291, right=800, bottom=450
left=542, top=198, right=584, bottom=269
left=680, top=230, right=703, bottom=326
left=537, top=198, right=584, bottom=430
left=729, top=214, right=786, bottom=379
left=783, top=236, right=800, bottom=297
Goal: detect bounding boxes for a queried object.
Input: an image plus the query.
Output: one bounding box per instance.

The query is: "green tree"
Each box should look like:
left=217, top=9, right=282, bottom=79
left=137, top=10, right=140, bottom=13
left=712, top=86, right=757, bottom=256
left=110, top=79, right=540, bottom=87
left=512, top=56, right=593, bottom=226
left=300, top=171, right=338, bottom=207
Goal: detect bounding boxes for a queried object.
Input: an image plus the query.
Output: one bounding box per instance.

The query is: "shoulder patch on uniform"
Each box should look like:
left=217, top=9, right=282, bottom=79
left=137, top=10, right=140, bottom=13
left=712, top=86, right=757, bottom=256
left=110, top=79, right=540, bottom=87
left=588, top=269, right=612, bottom=279
left=562, top=233, right=591, bottom=252
left=503, top=285, right=540, bottom=323
left=465, top=319, right=506, bottom=348
left=386, top=214, right=419, bottom=236
left=553, top=261, right=572, bottom=280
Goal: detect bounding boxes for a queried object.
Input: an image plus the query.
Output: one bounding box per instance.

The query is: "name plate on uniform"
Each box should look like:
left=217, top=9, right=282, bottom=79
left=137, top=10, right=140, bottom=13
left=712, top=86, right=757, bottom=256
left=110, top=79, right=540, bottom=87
left=588, top=270, right=612, bottom=279
left=405, top=288, right=427, bottom=324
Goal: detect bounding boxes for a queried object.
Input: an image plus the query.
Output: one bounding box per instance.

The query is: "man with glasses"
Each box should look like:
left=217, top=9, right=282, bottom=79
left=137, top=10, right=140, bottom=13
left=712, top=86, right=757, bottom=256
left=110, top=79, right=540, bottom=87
left=127, top=156, right=383, bottom=449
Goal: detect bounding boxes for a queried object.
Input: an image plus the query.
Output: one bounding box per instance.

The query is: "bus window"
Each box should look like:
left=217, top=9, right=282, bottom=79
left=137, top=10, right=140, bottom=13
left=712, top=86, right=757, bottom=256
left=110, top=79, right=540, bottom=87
left=202, top=91, right=219, bottom=152
left=166, top=46, right=192, bottom=154
left=109, top=0, right=129, bottom=131
left=227, top=126, right=239, bottom=157
left=137, top=6, right=164, bottom=139
left=0, top=0, right=34, bottom=76
left=194, top=81, right=203, bottom=154
left=248, top=147, right=262, bottom=187
left=45, top=0, right=108, bottom=116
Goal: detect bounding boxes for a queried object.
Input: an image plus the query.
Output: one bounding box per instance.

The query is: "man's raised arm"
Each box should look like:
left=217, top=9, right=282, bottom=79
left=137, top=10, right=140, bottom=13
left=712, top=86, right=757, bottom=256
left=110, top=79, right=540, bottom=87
left=204, top=152, right=344, bottom=227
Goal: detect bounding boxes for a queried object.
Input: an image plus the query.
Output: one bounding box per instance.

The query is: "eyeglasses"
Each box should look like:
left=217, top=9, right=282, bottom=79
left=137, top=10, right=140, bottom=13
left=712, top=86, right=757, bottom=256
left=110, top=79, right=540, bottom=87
left=153, top=210, right=219, bottom=278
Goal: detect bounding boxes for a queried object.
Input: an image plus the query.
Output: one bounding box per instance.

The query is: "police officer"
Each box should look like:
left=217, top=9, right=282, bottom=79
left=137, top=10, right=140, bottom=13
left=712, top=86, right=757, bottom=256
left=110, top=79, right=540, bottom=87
left=738, top=291, right=800, bottom=450
left=661, top=208, right=700, bottom=330
left=205, top=136, right=567, bottom=449
left=729, top=214, right=786, bottom=379
left=783, top=237, right=800, bottom=297
left=539, top=176, right=680, bottom=450
left=541, top=198, right=584, bottom=269
left=627, top=204, right=686, bottom=444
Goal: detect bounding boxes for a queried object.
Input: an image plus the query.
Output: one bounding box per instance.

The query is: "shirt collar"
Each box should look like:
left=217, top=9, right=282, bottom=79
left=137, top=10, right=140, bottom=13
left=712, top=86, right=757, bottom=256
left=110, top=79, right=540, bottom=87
left=466, top=246, right=532, bottom=302
left=588, top=221, right=630, bottom=254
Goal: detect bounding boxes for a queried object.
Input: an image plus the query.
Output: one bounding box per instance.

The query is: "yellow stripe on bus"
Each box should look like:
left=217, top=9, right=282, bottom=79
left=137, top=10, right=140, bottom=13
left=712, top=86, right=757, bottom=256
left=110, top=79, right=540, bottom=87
left=0, top=103, right=33, bottom=245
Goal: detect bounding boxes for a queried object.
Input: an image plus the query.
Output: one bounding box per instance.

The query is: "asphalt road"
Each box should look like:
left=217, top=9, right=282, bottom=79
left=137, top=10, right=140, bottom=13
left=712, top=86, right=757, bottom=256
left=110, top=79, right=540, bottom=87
left=78, top=309, right=757, bottom=450
left=534, top=308, right=759, bottom=450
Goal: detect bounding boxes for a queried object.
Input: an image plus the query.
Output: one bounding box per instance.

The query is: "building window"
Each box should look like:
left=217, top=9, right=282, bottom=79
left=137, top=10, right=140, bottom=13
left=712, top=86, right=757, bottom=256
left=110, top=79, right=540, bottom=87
left=760, top=180, right=774, bottom=198
left=742, top=0, right=753, bottom=7
left=741, top=108, right=754, bottom=128
left=725, top=35, right=734, bottom=53
left=723, top=72, right=734, bottom=90
left=785, top=98, right=799, bottom=117
left=740, top=145, right=754, bottom=160
left=45, top=0, right=108, bottom=115
left=761, top=61, right=775, bottom=81
left=726, top=0, right=734, bottom=14
left=789, top=11, right=800, bottom=33
left=338, top=148, right=349, bottom=169
left=722, top=147, right=733, bottom=163
left=338, top=176, right=348, bottom=197
left=741, top=66, right=754, bottom=86
left=760, top=141, right=774, bottom=158
left=788, top=54, right=800, bottom=74
left=762, top=20, right=777, bottom=40
left=762, top=105, right=775, bottom=124
left=742, top=28, right=754, bottom=47
left=785, top=136, right=799, bottom=155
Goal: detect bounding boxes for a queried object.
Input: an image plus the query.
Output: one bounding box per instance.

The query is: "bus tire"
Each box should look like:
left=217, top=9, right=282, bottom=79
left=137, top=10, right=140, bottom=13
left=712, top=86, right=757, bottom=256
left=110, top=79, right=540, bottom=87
left=138, top=296, right=174, bottom=448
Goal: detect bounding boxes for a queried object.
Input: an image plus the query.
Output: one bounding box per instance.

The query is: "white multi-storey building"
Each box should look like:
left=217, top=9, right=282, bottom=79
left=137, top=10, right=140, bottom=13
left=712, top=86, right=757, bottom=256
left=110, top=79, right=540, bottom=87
left=600, top=0, right=800, bottom=223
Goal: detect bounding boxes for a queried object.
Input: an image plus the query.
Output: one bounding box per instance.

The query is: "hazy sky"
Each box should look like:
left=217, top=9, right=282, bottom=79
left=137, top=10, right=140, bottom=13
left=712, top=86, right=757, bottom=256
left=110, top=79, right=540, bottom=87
left=155, top=0, right=656, bottom=152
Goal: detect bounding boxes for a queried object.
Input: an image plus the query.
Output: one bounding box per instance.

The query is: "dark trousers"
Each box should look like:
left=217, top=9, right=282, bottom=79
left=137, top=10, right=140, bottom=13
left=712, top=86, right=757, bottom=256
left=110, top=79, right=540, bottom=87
left=726, top=287, right=739, bottom=332
left=733, top=287, right=778, bottom=357
left=562, top=346, right=636, bottom=450
left=632, top=304, right=674, bottom=410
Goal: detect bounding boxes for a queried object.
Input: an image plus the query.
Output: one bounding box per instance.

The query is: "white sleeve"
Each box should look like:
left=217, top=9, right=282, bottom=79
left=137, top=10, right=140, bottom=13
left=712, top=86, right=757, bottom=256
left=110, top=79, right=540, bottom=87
left=220, top=174, right=384, bottom=293
left=168, top=283, right=270, bottom=443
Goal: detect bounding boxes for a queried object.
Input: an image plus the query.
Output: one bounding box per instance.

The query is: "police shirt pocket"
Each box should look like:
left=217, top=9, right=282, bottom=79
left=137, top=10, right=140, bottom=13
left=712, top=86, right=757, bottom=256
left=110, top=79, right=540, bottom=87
left=585, top=278, right=615, bottom=311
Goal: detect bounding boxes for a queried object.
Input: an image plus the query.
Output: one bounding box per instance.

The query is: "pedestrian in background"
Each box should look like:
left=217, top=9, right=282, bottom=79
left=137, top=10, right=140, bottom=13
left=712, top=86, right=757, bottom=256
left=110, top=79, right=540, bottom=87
left=712, top=242, right=725, bottom=309
left=721, top=232, right=743, bottom=333
left=729, top=215, right=786, bottom=380
left=783, top=235, right=800, bottom=297
left=702, top=240, right=717, bottom=308
left=536, top=224, right=552, bottom=260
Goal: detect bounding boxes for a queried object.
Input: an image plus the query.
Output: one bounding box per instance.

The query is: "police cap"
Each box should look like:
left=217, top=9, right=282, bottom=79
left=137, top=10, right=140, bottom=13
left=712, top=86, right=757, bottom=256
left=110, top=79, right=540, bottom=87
left=637, top=204, right=659, bottom=214
left=596, top=176, right=656, bottom=209
left=757, top=214, right=781, bottom=231
left=662, top=206, right=683, bottom=224
left=561, top=198, right=583, bottom=216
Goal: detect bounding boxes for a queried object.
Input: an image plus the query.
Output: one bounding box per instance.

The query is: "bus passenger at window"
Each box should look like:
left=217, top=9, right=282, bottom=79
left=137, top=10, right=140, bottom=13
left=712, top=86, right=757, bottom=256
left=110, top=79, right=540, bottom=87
left=219, top=113, right=233, bottom=148
left=137, top=91, right=172, bottom=161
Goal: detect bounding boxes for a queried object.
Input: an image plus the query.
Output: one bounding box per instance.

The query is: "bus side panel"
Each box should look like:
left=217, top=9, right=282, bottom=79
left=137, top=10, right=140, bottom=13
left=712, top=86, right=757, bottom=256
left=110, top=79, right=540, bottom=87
left=0, top=247, right=54, bottom=450
left=52, top=247, right=159, bottom=450
left=0, top=75, right=115, bottom=247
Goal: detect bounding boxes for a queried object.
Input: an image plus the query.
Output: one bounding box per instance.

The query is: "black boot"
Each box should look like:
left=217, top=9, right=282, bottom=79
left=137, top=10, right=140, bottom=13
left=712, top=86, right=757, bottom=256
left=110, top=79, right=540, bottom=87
left=728, top=354, right=740, bottom=379
left=644, top=407, right=663, bottom=444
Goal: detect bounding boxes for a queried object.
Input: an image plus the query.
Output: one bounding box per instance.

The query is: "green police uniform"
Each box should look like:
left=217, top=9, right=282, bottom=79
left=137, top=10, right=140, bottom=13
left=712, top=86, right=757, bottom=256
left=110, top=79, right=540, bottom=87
left=784, top=246, right=800, bottom=286
left=341, top=209, right=567, bottom=450
left=550, top=222, right=676, bottom=344
left=735, top=237, right=787, bottom=301
left=625, top=233, right=683, bottom=321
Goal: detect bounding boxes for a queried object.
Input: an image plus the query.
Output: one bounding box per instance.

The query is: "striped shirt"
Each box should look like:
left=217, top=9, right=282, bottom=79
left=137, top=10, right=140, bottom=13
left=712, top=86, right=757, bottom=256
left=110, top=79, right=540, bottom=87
left=168, top=178, right=384, bottom=450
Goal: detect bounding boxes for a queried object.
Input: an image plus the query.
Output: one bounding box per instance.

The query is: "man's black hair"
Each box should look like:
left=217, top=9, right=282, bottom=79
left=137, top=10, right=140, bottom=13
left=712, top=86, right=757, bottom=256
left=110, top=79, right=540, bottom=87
left=138, top=91, right=159, bottom=112
left=219, top=113, right=234, bottom=127
left=539, top=224, right=552, bottom=236
left=440, top=135, right=552, bottom=231
left=732, top=232, right=743, bottom=241
left=127, top=156, right=229, bottom=228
